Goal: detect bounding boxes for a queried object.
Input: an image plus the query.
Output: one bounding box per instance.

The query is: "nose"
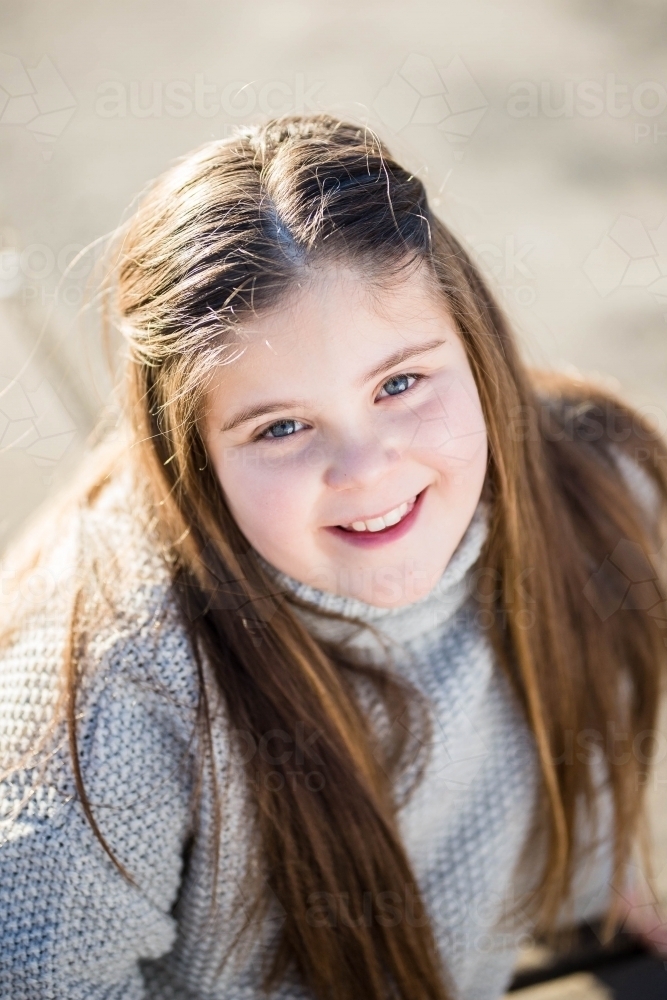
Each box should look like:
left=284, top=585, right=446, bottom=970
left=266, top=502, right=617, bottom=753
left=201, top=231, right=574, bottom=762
left=323, top=431, right=401, bottom=492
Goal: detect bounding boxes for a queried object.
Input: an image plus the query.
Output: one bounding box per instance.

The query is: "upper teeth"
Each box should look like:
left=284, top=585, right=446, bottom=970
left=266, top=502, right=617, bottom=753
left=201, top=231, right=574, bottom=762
left=346, top=496, right=417, bottom=533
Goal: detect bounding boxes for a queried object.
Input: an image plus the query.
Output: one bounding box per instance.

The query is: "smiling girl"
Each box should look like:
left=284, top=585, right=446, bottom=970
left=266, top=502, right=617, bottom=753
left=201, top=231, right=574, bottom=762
left=1, top=115, right=667, bottom=1000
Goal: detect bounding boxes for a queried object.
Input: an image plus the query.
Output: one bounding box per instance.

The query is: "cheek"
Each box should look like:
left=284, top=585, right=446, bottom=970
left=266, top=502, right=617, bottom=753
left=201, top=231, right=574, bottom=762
left=407, top=374, right=487, bottom=478
left=212, top=445, right=320, bottom=551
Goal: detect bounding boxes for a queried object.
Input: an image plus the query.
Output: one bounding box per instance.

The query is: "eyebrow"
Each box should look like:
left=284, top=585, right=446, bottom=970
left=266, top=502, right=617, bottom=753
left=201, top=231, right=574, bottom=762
left=220, top=337, right=447, bottom=433
left=359, top=337, right=447, bottom=386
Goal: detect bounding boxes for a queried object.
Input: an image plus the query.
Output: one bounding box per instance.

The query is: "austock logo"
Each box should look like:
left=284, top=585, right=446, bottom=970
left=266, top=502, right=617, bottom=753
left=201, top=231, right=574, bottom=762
left=374, top=53, right=488, bottom=159
left=0, top=375, right=77, bottom=466
left=583, top=214, right=667, bottom=317
left=0, top=54, right=76, bottom=159
left=584, top=536, right=667, bottom=637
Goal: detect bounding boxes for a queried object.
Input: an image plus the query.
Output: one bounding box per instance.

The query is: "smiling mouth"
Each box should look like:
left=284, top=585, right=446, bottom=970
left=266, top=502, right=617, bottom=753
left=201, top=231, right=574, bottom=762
left=338, top=495, right=418, bottom=533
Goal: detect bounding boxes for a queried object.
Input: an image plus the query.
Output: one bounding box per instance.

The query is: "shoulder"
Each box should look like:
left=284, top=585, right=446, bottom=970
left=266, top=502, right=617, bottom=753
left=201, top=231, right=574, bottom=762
left=607, top=446, right=663, bottom=531
left=0, top=457, right=201, bottom=772
left=531, top=371, right=666, bottom=534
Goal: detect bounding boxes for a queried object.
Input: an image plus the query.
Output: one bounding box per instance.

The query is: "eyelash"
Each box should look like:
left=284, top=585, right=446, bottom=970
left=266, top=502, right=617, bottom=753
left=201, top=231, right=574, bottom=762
left=253, top=371, right=426, bottom=441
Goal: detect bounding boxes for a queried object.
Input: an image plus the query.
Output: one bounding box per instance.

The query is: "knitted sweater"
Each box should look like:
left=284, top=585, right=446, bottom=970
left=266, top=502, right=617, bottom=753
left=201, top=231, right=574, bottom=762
left=0, top=456, right=654, bottom=1000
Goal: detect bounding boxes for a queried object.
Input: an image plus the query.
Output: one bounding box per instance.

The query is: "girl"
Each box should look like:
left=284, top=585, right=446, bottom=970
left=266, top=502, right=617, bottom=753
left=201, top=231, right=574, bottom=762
left=1, top=114, right=666, bottom=1000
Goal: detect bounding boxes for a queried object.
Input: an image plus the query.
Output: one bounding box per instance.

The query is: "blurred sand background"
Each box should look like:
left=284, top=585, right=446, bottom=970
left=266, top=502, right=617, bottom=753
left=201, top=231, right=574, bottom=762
left=1, top=2, right=667, bottom=994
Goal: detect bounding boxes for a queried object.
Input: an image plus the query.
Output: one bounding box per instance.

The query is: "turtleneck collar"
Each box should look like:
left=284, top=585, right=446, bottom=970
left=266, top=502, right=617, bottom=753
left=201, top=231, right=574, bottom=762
left=258, top=498, right=491, bottom=654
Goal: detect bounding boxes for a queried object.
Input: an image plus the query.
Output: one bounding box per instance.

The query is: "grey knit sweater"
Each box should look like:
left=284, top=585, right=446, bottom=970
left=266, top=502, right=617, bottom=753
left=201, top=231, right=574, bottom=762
left=0, top=459, right=648, bottom=1000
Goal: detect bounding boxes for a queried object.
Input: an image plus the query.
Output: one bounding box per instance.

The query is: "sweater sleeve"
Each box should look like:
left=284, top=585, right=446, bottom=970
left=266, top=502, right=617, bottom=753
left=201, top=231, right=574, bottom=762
left=0, top=595, right=200, bottom=1000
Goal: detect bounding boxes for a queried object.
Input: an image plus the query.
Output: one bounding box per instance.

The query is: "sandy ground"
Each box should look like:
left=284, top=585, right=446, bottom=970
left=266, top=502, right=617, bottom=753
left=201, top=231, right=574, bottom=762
left=1, top=1, right=666, bottom=995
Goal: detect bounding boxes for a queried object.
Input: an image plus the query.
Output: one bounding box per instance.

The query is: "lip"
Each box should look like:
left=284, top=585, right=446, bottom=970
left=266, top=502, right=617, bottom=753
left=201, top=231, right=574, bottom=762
left=325, top=489, right=427, bottom=548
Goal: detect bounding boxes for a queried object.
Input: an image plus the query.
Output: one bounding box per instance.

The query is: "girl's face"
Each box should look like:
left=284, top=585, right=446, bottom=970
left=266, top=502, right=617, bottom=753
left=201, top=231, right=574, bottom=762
left=203, top=266, right=488, bottom=608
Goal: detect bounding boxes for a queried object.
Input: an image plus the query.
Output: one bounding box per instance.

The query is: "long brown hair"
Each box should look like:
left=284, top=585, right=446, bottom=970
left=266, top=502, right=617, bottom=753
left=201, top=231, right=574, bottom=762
left=3, top=114, right=667, bottom=1000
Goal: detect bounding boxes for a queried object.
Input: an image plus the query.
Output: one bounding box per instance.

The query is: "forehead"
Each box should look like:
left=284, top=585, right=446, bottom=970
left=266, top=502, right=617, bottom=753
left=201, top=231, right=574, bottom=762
left=211, top=266, right=456, bottom=387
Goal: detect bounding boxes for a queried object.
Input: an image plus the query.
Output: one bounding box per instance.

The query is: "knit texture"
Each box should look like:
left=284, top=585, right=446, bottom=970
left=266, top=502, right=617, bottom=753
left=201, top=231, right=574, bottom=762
left=0, top=457, right=645, bottom=1000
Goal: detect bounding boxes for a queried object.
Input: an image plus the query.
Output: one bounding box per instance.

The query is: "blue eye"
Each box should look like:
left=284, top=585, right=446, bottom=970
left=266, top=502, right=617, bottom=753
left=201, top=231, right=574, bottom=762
left=261, top=419, right=303, bottom=439
left=378, top=373, right=419, bottom=398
